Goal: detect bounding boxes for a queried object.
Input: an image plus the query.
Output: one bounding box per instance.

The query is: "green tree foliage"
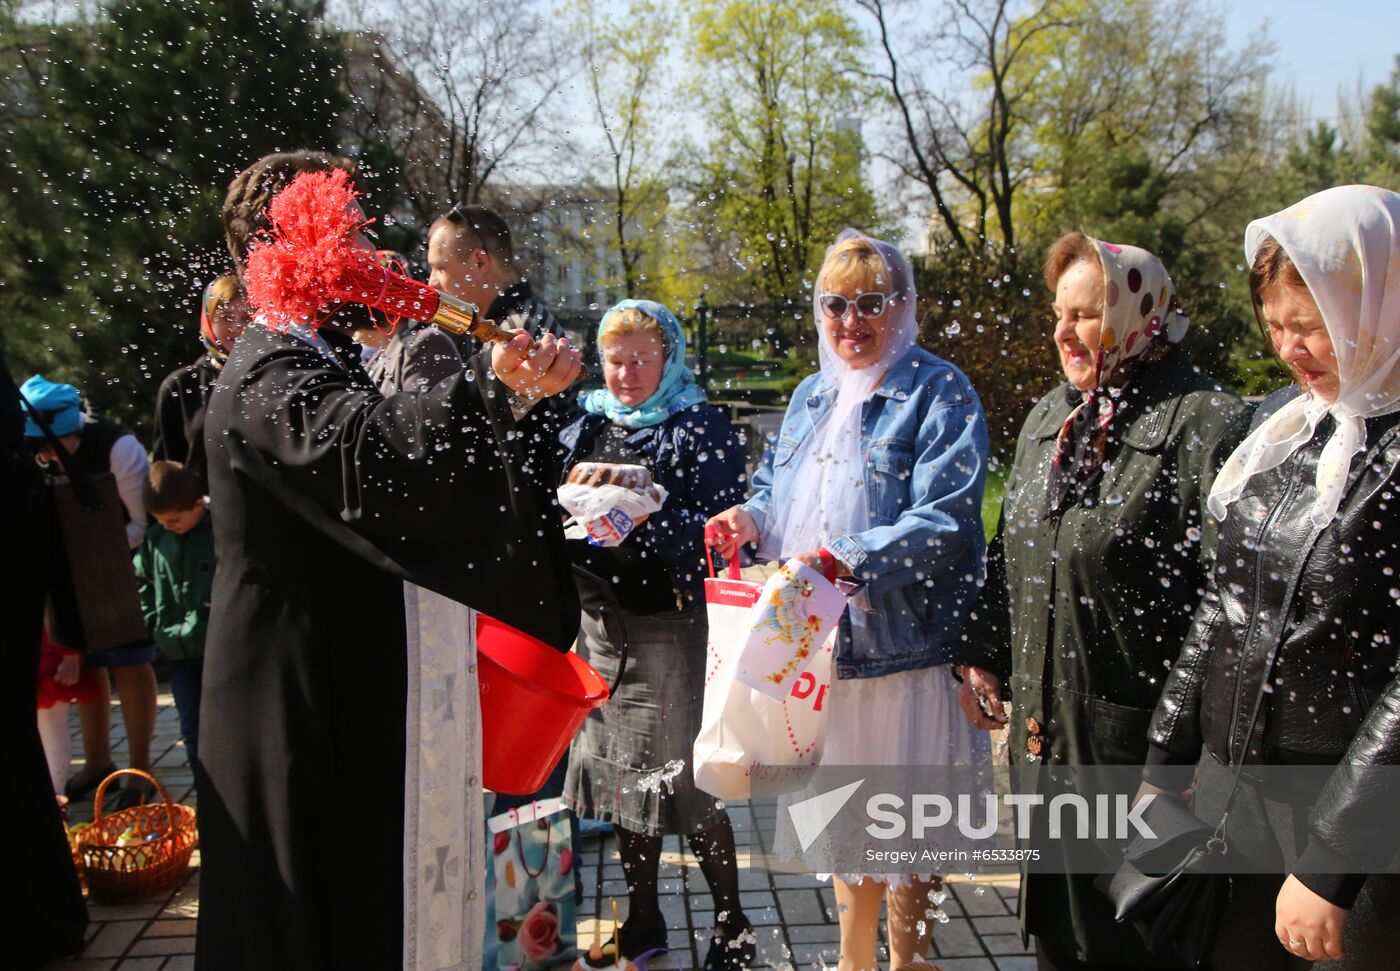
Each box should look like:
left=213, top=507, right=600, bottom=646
left=1018, top=2, right=1265, bottom=330
left=995, top=0, right=1289, bottom=402
left=684, top=0, right=881, bottom=318
left=1286, top=122, right=1359, bottom=196
left=566, top=0, right=674, bottom=301
left=857, top=0, right=1071, bottom=449
left=869, top=0, right=1302, bottom=452
left=861, top=0, right=1073, bottom=266
left=1019, top=1, right=1274, bottom=220
left=0, top=0, right=346, bottom=434
left=1367, top=55, right=1400, bottom=176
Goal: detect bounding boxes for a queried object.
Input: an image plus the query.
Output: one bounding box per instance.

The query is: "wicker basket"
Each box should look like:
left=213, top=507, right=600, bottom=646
left=78, top=768, right=197, bottom=903
left=66, top=820, right=91, bottom=893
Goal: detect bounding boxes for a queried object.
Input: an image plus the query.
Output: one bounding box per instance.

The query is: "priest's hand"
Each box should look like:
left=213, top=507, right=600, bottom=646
left=492, top=331, right=582, bottom=400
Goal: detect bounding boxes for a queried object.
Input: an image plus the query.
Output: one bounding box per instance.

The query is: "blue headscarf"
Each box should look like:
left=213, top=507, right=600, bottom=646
left=581, top=299, right=708, bottom=429
left=21, top=375, right=83, bottom=438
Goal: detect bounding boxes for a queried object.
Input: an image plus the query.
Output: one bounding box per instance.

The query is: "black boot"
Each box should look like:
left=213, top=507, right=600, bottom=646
left=703, top=916, right=756, bottom=970
left=600, top=911, right=669, bottom=963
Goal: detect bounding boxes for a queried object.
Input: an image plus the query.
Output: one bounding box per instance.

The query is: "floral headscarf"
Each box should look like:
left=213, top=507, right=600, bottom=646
left=1208, top=185, right=1400, bottom=528
left=580, top=299, right=708, bottom=429
left=1043, top=238, right=1190, bottom=517
left=200, top=275, right=246, bottom=365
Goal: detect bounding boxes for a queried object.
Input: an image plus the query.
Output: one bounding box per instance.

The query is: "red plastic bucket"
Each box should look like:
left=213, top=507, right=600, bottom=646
left=477, top=613, right=610, bottom=795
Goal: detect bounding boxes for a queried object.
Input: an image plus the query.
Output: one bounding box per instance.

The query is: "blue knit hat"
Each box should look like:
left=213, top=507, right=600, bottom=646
left=20, top=375, right=83, bottom=438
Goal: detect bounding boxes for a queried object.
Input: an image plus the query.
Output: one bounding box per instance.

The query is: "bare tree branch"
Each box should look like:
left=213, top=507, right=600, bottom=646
left=337, top=0, right=573, bottom=224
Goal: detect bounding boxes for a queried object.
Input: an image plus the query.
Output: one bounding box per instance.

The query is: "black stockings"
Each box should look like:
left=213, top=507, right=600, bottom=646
left=615, top=816, right=745, bottom=930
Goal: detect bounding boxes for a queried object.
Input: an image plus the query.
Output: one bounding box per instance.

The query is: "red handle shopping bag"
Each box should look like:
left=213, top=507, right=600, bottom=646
left=692, top=547, right=834, bottom=800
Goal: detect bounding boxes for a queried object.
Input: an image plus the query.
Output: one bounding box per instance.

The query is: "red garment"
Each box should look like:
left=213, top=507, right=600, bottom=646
left=36, top=629, right=98, bottom=709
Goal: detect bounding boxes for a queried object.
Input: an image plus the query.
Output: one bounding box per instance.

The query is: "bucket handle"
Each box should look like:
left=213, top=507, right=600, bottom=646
left=599, top=604, right=628, bottom=699
left=569, top=564, right=629, bottom=698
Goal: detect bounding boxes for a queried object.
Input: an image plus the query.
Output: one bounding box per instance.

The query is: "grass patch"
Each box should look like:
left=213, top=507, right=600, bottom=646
left=982, top=461, right=1009, bottom=540
left=701, top=347, right=779, bottom=367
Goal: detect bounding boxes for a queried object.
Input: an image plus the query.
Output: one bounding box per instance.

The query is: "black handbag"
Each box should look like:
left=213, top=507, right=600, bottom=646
left=1100, top=793, right=1230, bottom=967
left=19, top=393, right=149, bottom=653
left=1100, top=667, right=1272, bottom=969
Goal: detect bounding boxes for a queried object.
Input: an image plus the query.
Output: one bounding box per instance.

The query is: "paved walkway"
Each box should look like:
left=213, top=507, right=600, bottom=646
left=48, top=688, right=1032, bottom=970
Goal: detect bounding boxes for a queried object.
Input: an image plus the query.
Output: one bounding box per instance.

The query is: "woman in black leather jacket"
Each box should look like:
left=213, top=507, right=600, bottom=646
left=1145, top=185, right=1400, bottom=968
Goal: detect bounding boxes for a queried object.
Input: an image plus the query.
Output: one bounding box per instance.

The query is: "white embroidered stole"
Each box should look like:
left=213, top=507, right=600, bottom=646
left=402, top=583, right=483, bottom=970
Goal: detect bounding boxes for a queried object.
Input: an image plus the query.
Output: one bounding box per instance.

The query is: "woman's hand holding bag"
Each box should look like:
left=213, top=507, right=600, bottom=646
left=704, top=506, right=759, bottom=561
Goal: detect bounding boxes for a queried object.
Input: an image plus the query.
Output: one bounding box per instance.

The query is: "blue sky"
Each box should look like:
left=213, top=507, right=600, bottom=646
left=1227, top=1, right=1399, bottom=120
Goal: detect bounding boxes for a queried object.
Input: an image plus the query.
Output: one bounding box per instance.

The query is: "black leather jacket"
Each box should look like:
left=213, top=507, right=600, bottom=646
left=1146, top=388, right=1400, bottom=901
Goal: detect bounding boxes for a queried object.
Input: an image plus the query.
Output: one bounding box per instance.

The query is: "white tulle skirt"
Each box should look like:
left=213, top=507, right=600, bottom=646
left=807, top=662, right=991, bottom=886
left=822, top=662, right=986, bottom=768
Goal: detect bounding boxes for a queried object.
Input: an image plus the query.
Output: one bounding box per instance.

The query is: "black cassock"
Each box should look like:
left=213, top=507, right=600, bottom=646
left=2, top=352, right=88, bottom=968
left=196, top=324, right=578, bottom=969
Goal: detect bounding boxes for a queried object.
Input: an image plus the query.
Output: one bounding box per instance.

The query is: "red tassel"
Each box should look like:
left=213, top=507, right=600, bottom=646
left=245, top=170, right=443, bottom=329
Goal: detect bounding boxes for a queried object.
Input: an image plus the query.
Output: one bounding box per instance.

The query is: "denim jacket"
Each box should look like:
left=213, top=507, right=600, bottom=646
left=559, top=404, right=748, bottom=606
left=742, top=346, right=989, bottom=679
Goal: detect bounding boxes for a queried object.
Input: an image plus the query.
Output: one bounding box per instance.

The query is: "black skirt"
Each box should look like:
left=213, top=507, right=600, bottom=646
left=564, top=605, right=726, bottom=837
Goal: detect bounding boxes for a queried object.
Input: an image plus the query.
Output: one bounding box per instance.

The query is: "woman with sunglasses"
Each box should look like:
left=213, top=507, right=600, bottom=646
left=954, top=233, right=1250, bottom=969
left=707, top=230, right=991, bottom=970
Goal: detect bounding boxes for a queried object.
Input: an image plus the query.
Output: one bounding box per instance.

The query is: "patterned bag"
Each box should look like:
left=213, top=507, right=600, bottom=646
left=693, top=553, right=835, bottom=800
left=484, top=799, right=577, bottom=971
left=734, top=555, right=845, bottom=700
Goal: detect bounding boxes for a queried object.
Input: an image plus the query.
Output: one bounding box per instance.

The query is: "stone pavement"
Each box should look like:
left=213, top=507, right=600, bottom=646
left=47, top=687, right=1033, bottom=970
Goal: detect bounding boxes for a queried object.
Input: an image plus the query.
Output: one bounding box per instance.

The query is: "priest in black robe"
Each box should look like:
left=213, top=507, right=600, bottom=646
left=3, top=352, right=88, bottom=968
left=195, top=161, right=583, bottom=968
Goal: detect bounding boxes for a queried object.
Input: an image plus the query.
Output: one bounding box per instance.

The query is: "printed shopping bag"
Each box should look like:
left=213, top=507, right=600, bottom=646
left=484, top=798, right=577, bottom=971
left=693, top=550, right=836, bottom=801
left=734, top=554, right=846, bottom=700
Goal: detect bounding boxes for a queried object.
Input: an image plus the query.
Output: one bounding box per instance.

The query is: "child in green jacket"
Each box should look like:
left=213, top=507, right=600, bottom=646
left=135, top=461, right=214, bottom=775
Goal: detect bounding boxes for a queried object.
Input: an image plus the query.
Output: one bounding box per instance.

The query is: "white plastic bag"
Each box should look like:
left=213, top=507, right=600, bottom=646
left=557, top=464, right=667, bottom=547
left=734, top=556, right=847, bottom=701
left=693, top=553, right=834, bottom=801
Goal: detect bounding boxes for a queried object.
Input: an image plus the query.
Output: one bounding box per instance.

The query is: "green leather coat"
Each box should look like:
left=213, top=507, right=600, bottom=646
left=959, top=346, right=1252, bottom=963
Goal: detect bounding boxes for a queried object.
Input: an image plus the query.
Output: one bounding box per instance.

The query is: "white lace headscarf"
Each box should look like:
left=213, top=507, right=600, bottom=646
left=1208, top=185, right=1400, bottom=528
left=759, top=229, right=919, bottom=560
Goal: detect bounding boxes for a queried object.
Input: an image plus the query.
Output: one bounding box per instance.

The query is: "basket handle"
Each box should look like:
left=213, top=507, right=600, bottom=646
left=92, top=767, right=174, bottom=822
